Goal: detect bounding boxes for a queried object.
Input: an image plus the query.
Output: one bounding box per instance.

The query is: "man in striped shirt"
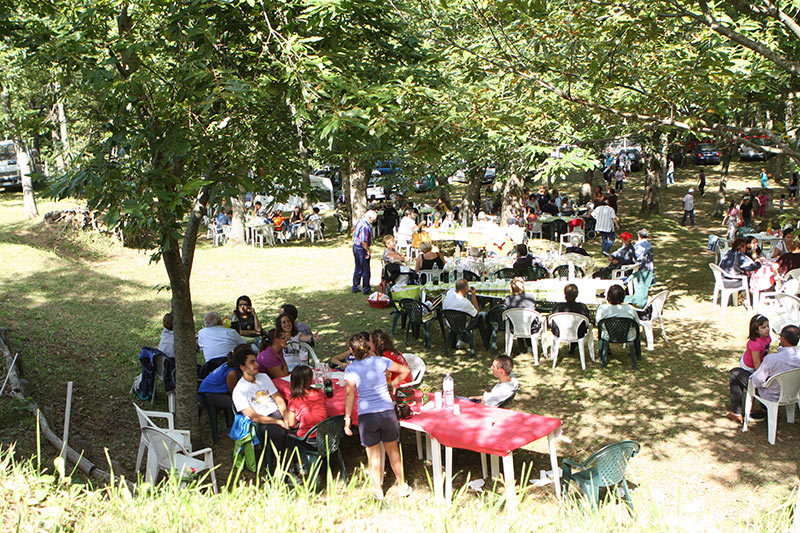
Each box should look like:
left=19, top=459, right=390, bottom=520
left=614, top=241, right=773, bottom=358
left=352, top=210, right=378, bottom=294
left=591, top=201, right=620, bottom=256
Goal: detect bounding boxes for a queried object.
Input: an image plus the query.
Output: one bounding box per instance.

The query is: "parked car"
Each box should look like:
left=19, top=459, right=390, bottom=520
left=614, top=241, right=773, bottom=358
left=693, top=143, right=720, bottom=165
left=603, top=139, right=643, bottom=172
left=413, top=172, right=437, bottom=192
left=448, top=169, right=467, bottom=184
left=366, top=177, right=386, bottom=200
left=372, top=160, right=401, bottom=177
left=482, top=166, right=496, bottom=184
left=739, top=138, right=774, bottom=161
left=0, top=140, right=21, bottom=191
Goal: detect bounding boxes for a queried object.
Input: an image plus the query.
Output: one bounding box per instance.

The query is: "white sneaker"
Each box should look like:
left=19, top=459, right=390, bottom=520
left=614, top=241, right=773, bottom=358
left=372, top=489, right=384, bottom=501
left=398, top=483, right=413, bottom=497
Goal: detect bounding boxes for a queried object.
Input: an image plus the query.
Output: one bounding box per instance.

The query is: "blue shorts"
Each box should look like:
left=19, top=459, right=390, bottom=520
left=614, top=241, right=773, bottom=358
left=357, top=409, right=399, bottom=447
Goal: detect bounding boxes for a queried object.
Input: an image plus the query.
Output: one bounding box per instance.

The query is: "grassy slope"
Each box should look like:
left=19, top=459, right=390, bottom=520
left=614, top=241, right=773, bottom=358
left=0, top=159, right=798, bottom=530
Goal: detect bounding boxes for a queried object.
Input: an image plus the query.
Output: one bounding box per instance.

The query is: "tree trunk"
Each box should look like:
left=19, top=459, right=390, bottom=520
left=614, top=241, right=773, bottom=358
left=51, top=127, right=65, bottom=171
left=346, top=158, right=368, bottom=227
left=435, top=171, right=451, bottom=207
left=457, top=165, right=483, bottom=225
left=56, top=88, right=71, bottom=163
left=341, top=159, right=352, bottom=220
left=640, top=133, right=661, bottom=214
left=229, top=186, right=246, bottom=244
left=501, top=162, right=524, bottom=226
left=715, top=143, right=733, bottom=216
left=161, top=181, right=212, bottom=441
left=290, top=104, right=313, bottom=211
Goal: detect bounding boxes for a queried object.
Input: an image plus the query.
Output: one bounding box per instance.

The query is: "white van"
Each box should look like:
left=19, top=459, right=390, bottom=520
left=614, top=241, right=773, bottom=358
left=0, top=140, right=21, bottom=190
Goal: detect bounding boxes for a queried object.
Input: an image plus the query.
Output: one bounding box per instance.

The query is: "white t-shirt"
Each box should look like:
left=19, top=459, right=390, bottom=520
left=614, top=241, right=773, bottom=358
left=683, top=194, right=694, bottom=211
left=232, top=373, right=280, bottom=417
left=442, top=287, right=478, bottom=317
left=158, top=328, right=174, bottom=358
left=591, top=205, right=617, bottom=233
left=396, top=216, right=417, bottom=244
left=198, top=325, right=249, bottom=362
left=484, top=376, right=519, bottom=407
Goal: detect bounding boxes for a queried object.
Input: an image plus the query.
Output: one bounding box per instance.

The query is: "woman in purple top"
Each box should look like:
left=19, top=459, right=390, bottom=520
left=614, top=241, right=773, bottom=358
left=256, top=328, right=289, bottom=378
left=344, top=334, right=411, bottom=501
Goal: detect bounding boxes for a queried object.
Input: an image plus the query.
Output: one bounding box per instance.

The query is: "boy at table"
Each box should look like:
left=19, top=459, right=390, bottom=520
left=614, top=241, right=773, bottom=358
left=468, top=355, right=519, bottom=407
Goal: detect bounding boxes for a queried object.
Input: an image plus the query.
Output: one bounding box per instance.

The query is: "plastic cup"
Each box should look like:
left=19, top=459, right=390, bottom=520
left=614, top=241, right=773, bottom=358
left=434, top=392, right=442, bottom=408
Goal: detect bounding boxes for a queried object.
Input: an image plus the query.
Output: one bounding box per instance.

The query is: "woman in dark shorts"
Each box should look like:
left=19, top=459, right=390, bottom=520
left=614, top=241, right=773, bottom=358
left=344, top=334, right=412, bottom=501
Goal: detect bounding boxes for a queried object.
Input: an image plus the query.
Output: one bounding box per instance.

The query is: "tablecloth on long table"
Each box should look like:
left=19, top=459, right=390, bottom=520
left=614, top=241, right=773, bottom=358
left=407, top=393, right=562, bottom=457
left=272, top=374, right=360, bottom=424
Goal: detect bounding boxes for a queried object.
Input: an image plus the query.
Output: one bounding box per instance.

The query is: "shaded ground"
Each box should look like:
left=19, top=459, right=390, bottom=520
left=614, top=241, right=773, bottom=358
left=0, top=159, right=798, bottom=529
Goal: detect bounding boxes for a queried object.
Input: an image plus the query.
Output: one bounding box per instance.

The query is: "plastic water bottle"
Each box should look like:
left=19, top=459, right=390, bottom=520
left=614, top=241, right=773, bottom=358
left=443, top=373, right=454, bottom=409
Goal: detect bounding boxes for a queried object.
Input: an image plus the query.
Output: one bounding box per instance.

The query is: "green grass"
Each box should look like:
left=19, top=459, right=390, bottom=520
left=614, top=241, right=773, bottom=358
left=0, top=160, right=799, bottom=529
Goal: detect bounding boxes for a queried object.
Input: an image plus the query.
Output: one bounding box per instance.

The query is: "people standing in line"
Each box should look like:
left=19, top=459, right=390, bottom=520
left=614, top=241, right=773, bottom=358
left=591, top=201, right=620, bottom=257
left=698, top=170, right=706, bottom=197
left=352, top=210, right=377, bottom=295
left=681, top=188, right=695, bottom=226
left=666, top=157, right=675, bottom=186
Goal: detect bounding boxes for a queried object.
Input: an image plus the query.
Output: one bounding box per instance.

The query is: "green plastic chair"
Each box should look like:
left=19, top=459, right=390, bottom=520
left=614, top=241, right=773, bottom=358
left=287, top=415, right=347, bottom=489
left=561, top=440, right=641, bottom=511
left=598, top=317, right=642, bottom=370
left=442, top=310, right=478, bottom=357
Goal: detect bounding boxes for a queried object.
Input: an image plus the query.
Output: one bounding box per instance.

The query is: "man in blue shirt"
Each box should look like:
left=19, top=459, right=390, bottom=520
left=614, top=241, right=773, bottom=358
left=352, top=210, right=378, bottom=294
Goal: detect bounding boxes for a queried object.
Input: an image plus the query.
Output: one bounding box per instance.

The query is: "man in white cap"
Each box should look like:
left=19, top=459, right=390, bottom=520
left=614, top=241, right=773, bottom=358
left=681, top=188, right=695, bottom=226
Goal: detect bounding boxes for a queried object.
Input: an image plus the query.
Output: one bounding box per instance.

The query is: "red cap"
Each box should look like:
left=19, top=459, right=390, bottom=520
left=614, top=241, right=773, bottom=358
left=620, top=232, right=634, bottom=242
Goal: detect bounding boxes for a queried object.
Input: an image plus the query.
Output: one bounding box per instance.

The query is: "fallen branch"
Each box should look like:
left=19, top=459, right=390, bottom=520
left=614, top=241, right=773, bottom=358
left=0, top=332, right=134, bottom=491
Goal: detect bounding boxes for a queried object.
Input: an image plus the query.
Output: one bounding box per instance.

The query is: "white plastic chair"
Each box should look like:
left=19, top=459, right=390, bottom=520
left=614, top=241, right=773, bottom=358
left=294, top=342, right=321, bottom=366
left=714, top=240, right=730, bottom=264
left=742, top=368, right=800, bottom=445
left=527, top=221, right=543, bottom=240
left=547, top=312, right=595, bottom=370
left=559, top=232, right=582, bottom=255
left=398, top=353, right=426, bottom=389
left=141, top=426, right=218, bottom=492
left=133, top=404, right=191, bottom=474
left=253, top=226, right=276, bottom=247
left=638, top=290, right=669, bottom=351
left=756, top=279, right=800, bottom=314
left=774, top=294, right=800, bottom=323
left=709, top=263, right=750, bottom=313
left=306, top=218, right=324, bottom=242
left=418, top=268, right=446, bottom=285
left=611, top=264, right=637, bottom=280
left=502, top=308, right=544, bottom=366
left=213, top=224, right=231, bottom=246
left=785, top=268, right=800, bottom=283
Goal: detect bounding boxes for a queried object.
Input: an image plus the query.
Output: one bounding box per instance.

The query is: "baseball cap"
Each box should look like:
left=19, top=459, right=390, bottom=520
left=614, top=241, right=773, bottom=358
left=688, top=188, right=694, bottom=193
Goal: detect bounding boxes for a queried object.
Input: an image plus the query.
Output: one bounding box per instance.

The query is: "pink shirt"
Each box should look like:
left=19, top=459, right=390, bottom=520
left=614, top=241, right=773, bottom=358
left=257, top=346, right=286, bottom=374
left=742, top=336, right=770, bottom=371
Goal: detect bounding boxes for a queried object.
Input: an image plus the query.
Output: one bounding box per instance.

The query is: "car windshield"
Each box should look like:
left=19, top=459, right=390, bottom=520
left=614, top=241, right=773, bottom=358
left=698, top=144, right=716, bottom=150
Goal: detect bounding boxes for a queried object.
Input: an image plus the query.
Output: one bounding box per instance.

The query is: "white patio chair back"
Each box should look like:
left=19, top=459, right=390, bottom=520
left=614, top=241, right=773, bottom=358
left=306, top=218, right=324, bottom=242
left=527, top=221, right=543, bottom=240
left=785, top=268, right=800, bottom=283
left=418, top=269, right=446, bottom=285
left=742, top=368, right=800, bottom=445
left=611, top=264, right=637, bottom=280
left=715, top=241, right=730, bottom=264
left=291, top=342, right=321, bottom=367
left=547, top=312, right=594, bottom=370
left=709, top=263, right=750, bottom=312
left=141, top=426, right=218, bottom=492
left=639, top=290, right=669, bottom=351
left=399, top=353, right=426, bottom=389
left=133, top=403, right=190, bottom=473
left=774, top=293, right=800, bottom=321
left=254, top=226, right=276, bottom=247
left=502, top=308, right=544, bottom=365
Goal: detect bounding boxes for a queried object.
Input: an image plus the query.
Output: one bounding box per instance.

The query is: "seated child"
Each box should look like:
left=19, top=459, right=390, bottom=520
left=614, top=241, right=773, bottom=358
left=286, top=365, right=328, bottom=438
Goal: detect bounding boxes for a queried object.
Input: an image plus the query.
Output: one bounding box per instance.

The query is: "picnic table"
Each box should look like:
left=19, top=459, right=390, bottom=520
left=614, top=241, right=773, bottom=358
left=419, top=278, right=620, bottom=305
left=401, top=391, right=563, bottom=508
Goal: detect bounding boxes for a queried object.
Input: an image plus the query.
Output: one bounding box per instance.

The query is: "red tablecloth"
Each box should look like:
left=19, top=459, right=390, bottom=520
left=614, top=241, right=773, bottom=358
left=271, top=375, right=359, bottom=424
left=406, top=392, right=561, bottom=457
